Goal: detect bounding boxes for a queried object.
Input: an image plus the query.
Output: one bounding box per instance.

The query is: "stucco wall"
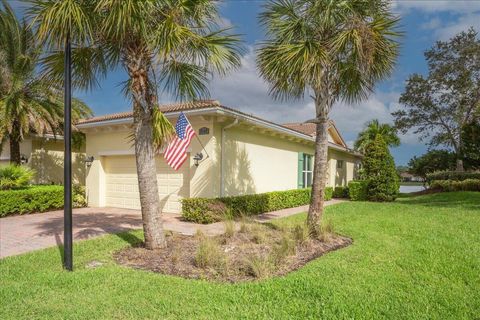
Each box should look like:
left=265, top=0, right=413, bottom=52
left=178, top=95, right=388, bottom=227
left=30, top=139, right=86, bottom=185
left=221, top=125, right=315, bottom=196
left=0, top=139, right=32, bottom=165
left=327, top=149, right=359, bottom=187
left=0, top=137, right=86, bottom=185
left=82, top=115, right=360, bottom=208
left=83, top=117, right=215, bottom=207
left=218, top=124, right=359, bottom=195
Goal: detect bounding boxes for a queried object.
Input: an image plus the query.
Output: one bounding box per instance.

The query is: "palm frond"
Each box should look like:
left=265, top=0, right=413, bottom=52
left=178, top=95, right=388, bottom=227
left=40, top=46, right=109, bottom=91
left=151, top=107, right=175, bottom=152
left=159, top=61, right=210, bottom=101
left=257, top=0, right=401, bottom=105
left=26, top=0, right=96, bottom=47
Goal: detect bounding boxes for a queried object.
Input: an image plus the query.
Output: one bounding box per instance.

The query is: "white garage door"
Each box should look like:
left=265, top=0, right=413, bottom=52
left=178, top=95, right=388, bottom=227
left=104, top=155, right=189, bottom=213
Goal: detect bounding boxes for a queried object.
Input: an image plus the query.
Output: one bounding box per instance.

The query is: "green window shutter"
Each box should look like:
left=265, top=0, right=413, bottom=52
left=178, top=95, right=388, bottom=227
left=298, top=152, right=304, bottom=189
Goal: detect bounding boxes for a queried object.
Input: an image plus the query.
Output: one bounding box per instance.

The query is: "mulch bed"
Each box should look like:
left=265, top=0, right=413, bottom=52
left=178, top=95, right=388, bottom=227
left=115, top=223, right=352, bottom=283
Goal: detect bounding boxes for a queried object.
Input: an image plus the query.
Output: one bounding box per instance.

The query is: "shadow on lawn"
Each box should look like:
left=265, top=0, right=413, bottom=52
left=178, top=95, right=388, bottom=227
left=397, top=192, right=480, bottom=211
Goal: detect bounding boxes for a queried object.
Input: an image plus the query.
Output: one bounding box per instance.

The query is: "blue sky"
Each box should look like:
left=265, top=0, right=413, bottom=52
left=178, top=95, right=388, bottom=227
left=11, top=0, right=480, bottom=165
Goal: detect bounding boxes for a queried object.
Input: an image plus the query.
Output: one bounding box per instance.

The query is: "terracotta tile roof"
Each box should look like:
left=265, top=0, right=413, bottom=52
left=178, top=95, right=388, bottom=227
left=77, top=99, right=315, bottom=139
left=282, top=120, right=337, bottom=137
left=77, top=100, right=221, bottom=124
left=282, top=122, right=317, bottom=136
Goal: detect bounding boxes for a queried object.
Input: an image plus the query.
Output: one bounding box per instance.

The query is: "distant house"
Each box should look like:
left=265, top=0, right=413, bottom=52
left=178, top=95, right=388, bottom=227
left=77, top=100, right=362, bottom=213
left=400, top=172, right=424, bottom=182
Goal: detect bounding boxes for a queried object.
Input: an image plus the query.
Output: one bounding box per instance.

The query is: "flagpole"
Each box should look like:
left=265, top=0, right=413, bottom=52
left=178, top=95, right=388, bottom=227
left=194, top=134, right=210, bottom=160
left=63, top=32, right=73, bottom=271
left=184, top=113, right=209, bottom=160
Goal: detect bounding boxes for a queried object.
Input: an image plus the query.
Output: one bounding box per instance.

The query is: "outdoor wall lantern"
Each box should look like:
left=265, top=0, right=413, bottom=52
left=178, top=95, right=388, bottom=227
left=85, top=156, right=95, bottom=167
left=20, top=154, right=28, bottom=165
left=193, top=152, right=203, bottom=167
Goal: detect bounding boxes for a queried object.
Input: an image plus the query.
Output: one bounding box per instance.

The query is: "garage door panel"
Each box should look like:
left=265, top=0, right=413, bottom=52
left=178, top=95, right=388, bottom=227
left=104, top=155, right=189, bottom=213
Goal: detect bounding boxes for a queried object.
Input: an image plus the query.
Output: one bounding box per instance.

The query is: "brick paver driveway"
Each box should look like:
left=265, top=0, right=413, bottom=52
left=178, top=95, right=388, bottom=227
left=0, top=207, right=235, bottom=258
left=0, top=208, right=145, bottom=258
left=0, top=200, right=344, bottom=258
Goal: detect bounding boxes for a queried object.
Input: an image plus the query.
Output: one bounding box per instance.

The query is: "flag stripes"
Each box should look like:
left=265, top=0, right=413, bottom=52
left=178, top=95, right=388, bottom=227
left=164, top=112, right=195, bottom=170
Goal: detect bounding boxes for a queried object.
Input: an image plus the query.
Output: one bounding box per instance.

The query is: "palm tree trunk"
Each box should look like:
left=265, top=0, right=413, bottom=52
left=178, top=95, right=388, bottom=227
left=9, top=121, right=21, bottom=165
left=134, top=110, right=166, bottom=249
left=307, top=115, right=329, bottom=237
left=456, top=159, right=464, bottom=172
left=125, top=43, right=166, bottom=249
left=456, top=135, right=465, bottom=172
left=9, top=137, right=21, bottom=165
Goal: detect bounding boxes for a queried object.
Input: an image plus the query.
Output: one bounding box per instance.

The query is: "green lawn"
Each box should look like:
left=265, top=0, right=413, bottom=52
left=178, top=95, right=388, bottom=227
left=1, top=192, right=479, bottom=319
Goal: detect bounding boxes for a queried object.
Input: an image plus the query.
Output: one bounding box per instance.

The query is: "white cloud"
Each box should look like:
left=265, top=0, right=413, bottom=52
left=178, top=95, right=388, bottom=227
left=421, top=17, right=442, bottom=30
left=209, top=48, right=422, bottom=146
left=392, top=0, right=480, bottom=14
left=397, top=1, right=480, bottom=40
left=210, top=47, right=315, bottom=124
left=431, top=13, right=480, bottom=39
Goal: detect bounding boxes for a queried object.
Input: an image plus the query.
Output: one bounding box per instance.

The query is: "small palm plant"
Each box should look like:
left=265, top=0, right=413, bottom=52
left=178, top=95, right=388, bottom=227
left=0, top=165, right=35, bottom=190
left=0, top=1, right=92, bottom=164
left=27, top=0, right=243, bottom=249
left=354, top=119, right=400, bottom=153
left=257, top=0, right=400, bottom=236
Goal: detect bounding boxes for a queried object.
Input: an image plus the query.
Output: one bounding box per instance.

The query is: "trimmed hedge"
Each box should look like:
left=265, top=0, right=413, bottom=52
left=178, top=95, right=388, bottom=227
left=426, top=171, right=480, bottom=184
left=333, top=186, right=349, bottom=198
left=0, top=185, right=87, bottom=217
left=182, top=187, right=333, bottom=224
left=348, top=180, right=368, bottom=201
left=430, top=179, right=480, bottom=192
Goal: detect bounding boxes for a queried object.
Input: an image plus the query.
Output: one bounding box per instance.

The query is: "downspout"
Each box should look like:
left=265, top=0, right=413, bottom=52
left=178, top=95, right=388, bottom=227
left=220, top=119, right=239, bottom=197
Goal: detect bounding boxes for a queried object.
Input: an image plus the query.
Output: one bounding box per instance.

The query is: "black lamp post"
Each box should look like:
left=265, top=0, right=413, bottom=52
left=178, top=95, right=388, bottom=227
left=64, top=33, right=73, bottom=271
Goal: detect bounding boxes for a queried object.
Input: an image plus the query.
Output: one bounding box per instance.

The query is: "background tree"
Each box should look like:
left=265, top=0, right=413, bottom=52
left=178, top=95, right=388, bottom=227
left=28, top=0, right=243, bottom=249
left=257, top=0, right=400, bottom=235
left=393, top=29, right=480, bottom=172
left=362, top=135, right=399, bottom=201
left=461, top=119, right=480, bottom=169
left=0, top=1, right=91, bottom=164
left=407, top=150, right=456, bottom=182
left=354, top=119, right=400, bottom=153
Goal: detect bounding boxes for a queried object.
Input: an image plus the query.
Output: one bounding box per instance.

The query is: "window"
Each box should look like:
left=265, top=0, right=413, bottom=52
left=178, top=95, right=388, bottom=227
left=303, top=154, right=313, bottom=187
left=198, top=127, right=210, bottom=135
left=337, top=160, right=344, bottom=169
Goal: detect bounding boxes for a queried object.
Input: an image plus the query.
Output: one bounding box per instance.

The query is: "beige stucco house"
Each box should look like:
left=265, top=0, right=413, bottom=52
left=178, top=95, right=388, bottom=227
left=77, top=100, right=361, bottom=213
left=0, top=135, right=86, bottom=184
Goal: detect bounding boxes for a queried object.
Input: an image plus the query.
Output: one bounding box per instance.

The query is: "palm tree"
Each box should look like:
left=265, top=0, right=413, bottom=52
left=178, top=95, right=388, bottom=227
left=0, top=1, right=91, bottom=164
left=354, top=119, right=400, bottom=153
left=27, top=0, right=243, bottom=249
left=257, top=0, right=400, bottom=236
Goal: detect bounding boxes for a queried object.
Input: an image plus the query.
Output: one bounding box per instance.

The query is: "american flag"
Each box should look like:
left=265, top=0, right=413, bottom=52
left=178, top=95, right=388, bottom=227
left=164, top=112, right=195, bottom=170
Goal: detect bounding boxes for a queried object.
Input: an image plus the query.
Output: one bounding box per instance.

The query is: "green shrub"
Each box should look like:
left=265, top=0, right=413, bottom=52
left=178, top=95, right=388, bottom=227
left=333, top=186, right=349, bottom=198
left=429, top=179, right=480, bottom=192
left=73, top=185, right=88, bottom=207
left=426, top=171, right=480, bottom=184
left=362, top=136, right=399, bottom=202
left=324, top=187, right=333, bottom=201
left=0, top=185, right=87, bottom=217
left=182, top=187, right=333, bottom=224
left=0, top=165, right=35, bottom=190
left=348, top=180, right=368, bottom=201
